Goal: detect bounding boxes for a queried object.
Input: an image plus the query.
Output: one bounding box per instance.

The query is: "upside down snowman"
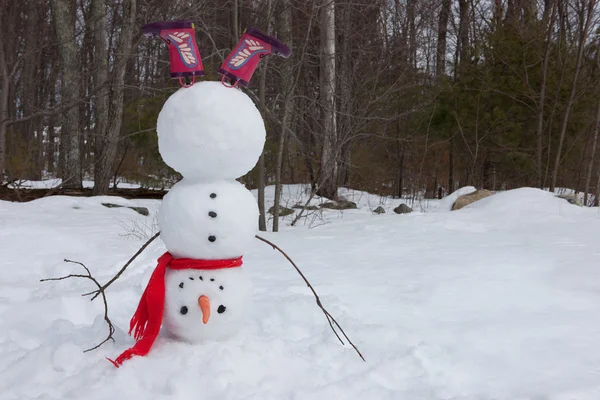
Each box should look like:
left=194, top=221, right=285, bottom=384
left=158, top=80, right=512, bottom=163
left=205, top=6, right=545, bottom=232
left=109, top=21, right=290, bottom=367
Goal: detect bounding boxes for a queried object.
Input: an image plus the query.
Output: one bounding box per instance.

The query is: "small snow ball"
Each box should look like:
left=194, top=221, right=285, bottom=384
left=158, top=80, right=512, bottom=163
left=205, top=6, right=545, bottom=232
left=157, top=81, right=266, bottom=180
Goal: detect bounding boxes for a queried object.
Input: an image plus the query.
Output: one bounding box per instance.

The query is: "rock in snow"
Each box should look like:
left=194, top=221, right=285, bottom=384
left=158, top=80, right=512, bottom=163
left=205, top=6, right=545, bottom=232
left=101, top=202, right=149, bottom=216
left=393, top=203, right=412, bottom=214
left=320, top=200, right=358, bottom=210
left=268, top=205, right=294, bottom=216
left=373, top=206, right=386, bottom=214
left=451, top=189, right=494, bottom=210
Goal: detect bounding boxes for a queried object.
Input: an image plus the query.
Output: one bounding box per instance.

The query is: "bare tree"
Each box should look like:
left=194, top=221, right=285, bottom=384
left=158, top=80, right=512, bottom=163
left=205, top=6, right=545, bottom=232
left=550, top=0, right=597, bottom=192
left=0, top=11, right=8, bottom=182
left=584, top=39, right=600, bottom=205
left=50, top=0, right=83, bottom=188
left=93, top=0, right=137, bottom=195
left=257, top=0, right=273, bottom=232
left=91, top=0, right=109, bottom=192
left=536, top=0, right=557, bottom=188
left=318, top=0, right=338, bottom=200
left=436, top=0, right=452, bottom=79
left=273, top=0, right=294, bottom=232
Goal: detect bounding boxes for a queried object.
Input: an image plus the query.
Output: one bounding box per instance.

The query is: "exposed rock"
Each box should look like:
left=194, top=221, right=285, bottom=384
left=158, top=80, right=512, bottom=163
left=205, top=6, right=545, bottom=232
left=101, top=203, right=149, bottom=216
left=268, top=205, right=294, bottom=217
left=393, top=203, right=412, bottom=214
left=130, top=206, right=150, bottom=216
left=320, top=200, right=358, bottom=210
left=292, top=204, right=319, bottom=211
left=101, top=203, right=121, bottom=208
left=373, top=206, right=386, bottom=214
left=556, top=194, right=583, bottom=206
left=451, top=189, right=493, bottom=210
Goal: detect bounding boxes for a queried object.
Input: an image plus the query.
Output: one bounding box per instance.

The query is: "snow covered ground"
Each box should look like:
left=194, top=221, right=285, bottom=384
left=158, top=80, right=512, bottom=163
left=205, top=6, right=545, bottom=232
left=1, top=185, right=600, bottom=399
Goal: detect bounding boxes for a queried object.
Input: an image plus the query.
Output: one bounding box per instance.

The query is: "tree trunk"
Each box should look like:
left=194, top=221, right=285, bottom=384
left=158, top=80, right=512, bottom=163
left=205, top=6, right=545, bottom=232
left=396, top=138, right=405, bottom=198
left=595, top=167, right=600, bottom=207
left=91, top=0, right=109, bottom=192
left=493, top=0, right=503, bottom=27
left=93, top=0, right=136, bottom=195
left=550, top=0, right=596, bottom=192
left=458, top=0, right=470, bottom=68
left=51, top=0, right=82, bottom=188
left=448, top=134, right=454, bottom=193
left=232, top=0, right=239, bottom=44
left=337, top=0, right=352, bottom=187
left=436, top=0, right=451, bottom=79
left=407, top=0, right=417, bottom=70
left=256, top=0, right=272, bottom=232
left=273, top=0, right=293, bottom=233
left=23, top=5, right=40, bottom=179
left=536, top=0, right=556, bottom=189
left=317, top=0, right=338, bottom=200
left=0, top=20, right=8, bottom=182
left=584, top=42, right=600, bottom=205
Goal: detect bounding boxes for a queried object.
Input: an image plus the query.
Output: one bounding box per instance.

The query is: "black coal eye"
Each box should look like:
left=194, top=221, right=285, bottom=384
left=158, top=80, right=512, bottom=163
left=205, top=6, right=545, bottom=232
left=199, top=276, right=203, bottom=281
left=208, top=235, right=216, bottom=242
left=180, top=306, right=188, bottom=315
left=210, top=193, right=217, bottom=199
left=179, top=282, right=184, bottom=288
left=217, top=305, right=226, bottom=314
left=219, top=286, right=224, bottom=290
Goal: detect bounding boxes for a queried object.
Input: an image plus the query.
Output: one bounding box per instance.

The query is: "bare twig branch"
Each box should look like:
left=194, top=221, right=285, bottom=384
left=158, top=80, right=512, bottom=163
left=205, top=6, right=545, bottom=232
left=84, top=231, right=161, bottom=300
left=255, top=234, right=365, bottom=362
left=41, top=259, right=115, bottom=352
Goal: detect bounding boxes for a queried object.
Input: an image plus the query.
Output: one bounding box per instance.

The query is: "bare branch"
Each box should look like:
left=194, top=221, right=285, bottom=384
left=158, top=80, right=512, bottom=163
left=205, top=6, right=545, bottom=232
left=84, top=231, right=161, bottom=300
left=255, top=234, right=365, bottom=362
left=41, top=259, right=115, bottom=352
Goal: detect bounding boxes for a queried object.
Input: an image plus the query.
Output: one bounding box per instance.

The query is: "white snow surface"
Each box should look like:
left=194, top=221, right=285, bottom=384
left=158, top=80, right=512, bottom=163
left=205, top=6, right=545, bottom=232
left=157, top=81, right=266, bottom=180
left=2, top=186, right=600, bottom=399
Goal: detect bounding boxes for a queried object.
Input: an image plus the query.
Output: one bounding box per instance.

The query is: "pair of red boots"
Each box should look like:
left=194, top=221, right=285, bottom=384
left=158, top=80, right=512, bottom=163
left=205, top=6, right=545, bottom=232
left=142, top=21, right=290, bottom=88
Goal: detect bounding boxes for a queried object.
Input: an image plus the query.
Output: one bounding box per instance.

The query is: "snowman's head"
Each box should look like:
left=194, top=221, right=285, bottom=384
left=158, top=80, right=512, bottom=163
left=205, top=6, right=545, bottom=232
left=156, top=81, right=266, bottom=180
left=163, top=267, right=252, bottom=342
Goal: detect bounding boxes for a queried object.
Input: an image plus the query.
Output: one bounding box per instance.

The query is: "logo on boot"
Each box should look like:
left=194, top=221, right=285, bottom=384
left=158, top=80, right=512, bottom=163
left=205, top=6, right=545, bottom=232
left=165, top=31, right=199, bottom=68
left=228, top=39, right=268, bottom=70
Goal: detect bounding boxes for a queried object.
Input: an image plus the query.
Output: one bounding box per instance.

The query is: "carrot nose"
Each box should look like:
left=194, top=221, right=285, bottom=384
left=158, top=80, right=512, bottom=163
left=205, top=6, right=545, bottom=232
left=198, top=295, right=210, bottom=324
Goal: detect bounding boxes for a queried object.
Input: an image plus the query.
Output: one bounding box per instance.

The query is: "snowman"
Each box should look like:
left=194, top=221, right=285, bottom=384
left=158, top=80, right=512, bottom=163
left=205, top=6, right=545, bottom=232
left=109, top=23, right=290, bottom=367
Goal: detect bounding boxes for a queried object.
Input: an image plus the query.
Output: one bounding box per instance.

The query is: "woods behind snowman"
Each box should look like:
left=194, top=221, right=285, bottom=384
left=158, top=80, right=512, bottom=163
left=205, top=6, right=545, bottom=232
left=109, top=21, right=290, bottom=367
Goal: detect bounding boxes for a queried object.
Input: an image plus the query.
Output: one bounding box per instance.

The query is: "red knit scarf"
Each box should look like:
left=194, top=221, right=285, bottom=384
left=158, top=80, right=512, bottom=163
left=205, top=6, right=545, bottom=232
left=108, top=252, right=243, bottom=367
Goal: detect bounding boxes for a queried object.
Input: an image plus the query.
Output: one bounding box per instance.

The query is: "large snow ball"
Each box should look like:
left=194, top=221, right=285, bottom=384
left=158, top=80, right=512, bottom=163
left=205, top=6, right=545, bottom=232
left=157, top=81, right=266, bottom=180
left=158, top=179, right=259, bottom=260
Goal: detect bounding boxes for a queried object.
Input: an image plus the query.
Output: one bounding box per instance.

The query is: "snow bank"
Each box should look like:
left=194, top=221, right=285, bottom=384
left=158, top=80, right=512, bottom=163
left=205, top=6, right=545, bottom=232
left=464, top=187, right=581, bottom=213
